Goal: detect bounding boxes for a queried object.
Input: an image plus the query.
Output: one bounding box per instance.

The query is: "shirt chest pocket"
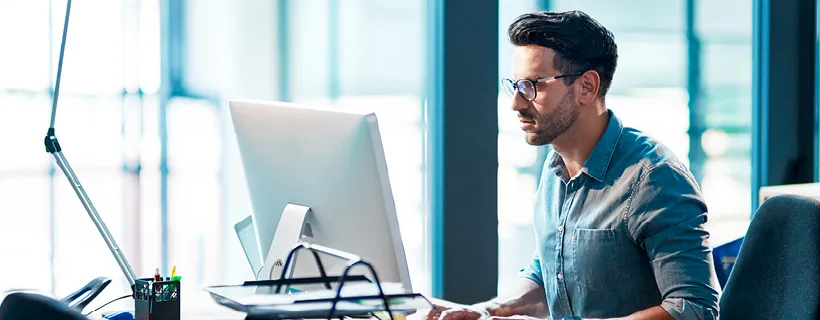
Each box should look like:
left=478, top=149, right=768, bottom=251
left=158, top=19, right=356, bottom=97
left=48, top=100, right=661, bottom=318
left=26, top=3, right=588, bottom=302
left=572, top=228, right=621, bottom=292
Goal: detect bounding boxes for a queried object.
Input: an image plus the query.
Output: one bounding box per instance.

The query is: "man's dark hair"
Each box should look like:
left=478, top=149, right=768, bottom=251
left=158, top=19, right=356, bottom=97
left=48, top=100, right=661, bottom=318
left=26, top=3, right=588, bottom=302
left=508, top=10, right=618, bottom=98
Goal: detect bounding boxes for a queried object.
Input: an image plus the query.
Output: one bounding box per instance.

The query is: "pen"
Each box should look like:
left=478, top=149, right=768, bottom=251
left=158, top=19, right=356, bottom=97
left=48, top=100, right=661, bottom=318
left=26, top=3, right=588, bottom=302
left=154, top=268, right=161, bottom=281
left=171, top=265, right=177, bottom=278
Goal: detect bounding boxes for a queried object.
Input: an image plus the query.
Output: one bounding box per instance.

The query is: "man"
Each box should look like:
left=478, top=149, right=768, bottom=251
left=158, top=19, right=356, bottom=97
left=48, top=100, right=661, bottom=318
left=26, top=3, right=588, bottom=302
left=427, top=10, right=720, bottom=320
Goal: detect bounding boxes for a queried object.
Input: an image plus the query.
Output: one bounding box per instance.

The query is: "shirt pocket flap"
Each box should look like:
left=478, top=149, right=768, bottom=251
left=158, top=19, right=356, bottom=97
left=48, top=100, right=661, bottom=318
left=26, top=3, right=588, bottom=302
left=572, top=228, right=620, bottom=291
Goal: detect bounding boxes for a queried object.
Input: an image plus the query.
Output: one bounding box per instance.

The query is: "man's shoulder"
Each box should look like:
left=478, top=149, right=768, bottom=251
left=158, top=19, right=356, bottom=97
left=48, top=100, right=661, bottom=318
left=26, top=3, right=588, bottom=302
left=615, top=126, right=689, bottom=173
left=615, top=127, right=707, bottom=230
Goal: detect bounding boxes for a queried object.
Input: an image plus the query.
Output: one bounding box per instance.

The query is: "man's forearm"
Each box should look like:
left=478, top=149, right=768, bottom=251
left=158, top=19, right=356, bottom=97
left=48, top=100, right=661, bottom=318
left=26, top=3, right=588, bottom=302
left=610, top=306, right=673, bottom=320
left=473, top=279, right=549, bottom=319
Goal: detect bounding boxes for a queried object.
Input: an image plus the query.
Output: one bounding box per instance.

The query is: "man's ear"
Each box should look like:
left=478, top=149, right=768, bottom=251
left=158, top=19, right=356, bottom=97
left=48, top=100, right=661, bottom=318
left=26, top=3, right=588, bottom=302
left=577, top=70, right=601, bottom=104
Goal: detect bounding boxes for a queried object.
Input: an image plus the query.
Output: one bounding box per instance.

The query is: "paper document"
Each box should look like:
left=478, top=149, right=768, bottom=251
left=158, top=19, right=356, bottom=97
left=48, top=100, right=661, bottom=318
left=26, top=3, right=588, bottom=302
left=206, top=282, right=432, bottom=318
left=239, top=282, right=406, bottom=306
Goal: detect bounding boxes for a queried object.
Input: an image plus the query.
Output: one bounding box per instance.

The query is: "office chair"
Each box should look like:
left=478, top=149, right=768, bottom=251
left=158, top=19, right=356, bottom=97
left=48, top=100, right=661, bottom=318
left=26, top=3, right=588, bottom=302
left=719, top=194, right=820, bottom=319
left=0, top=292, right=87, bottom=320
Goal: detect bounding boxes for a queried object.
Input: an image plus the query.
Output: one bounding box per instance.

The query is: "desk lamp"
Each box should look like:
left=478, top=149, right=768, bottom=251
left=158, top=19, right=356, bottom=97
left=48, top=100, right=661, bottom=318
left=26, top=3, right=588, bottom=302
left=43, top=0, right=138, bottom=310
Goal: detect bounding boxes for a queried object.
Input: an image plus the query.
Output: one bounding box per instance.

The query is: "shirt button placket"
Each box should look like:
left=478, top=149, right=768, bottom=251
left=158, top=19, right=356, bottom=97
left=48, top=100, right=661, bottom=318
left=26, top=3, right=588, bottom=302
left=556, top=182, right=572, bottom=309
left=557, top=221, right=565, bottom=283
left=557, top=189, right=569, bottom=287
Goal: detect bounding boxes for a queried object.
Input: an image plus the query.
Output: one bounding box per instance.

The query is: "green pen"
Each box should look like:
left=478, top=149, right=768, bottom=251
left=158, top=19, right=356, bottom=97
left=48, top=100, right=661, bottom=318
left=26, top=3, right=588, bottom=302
left=168, top=275, right=181, bottom=293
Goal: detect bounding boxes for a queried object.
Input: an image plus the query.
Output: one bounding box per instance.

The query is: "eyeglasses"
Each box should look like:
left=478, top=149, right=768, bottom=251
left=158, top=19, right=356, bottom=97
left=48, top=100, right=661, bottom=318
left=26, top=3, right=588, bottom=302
left=501, top=72, right=585, bottom=101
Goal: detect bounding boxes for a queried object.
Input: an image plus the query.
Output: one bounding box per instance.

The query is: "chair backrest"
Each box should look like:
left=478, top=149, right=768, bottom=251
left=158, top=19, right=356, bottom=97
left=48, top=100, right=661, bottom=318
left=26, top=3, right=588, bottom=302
left=712, top=237, right=743, bottom=288
left=719, top=194, right=820, bottom=319
left=0, top=292, right=87, bottom=320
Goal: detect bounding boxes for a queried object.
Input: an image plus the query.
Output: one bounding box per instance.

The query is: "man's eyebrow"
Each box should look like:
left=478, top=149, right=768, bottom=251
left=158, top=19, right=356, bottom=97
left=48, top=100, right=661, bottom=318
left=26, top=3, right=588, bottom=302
left=511, top=74, right=542, bottom=80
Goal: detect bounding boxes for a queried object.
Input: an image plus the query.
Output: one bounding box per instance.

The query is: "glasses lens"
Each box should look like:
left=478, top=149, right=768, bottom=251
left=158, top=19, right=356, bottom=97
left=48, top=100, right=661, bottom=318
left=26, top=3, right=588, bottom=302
left=501, top=79, right=515, bottom=97
left=518, top=80, right=536, bottom=100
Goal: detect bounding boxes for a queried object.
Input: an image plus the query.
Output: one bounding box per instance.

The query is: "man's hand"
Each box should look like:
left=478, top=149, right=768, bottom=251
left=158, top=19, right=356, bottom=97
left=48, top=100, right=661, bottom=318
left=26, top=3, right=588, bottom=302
left=486, top=316, right=542, bottom=320
left=425, top=304, right=491, bottom=320
left=424, top=279, right=547, bottom=320
left=425, top=305, right=450, bottom=320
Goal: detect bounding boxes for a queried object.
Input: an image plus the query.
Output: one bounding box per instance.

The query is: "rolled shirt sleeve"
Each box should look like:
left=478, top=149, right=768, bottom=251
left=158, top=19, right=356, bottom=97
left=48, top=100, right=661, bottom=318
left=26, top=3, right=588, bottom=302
left=519, top=251, right=545, bottom=288
left=627, top=163, right=721, bottom=320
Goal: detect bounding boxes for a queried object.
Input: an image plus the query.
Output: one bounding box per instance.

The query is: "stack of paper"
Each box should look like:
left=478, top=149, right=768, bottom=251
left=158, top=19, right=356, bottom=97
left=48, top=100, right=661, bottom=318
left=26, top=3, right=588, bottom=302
left=205, top=282, right=432, bottom=319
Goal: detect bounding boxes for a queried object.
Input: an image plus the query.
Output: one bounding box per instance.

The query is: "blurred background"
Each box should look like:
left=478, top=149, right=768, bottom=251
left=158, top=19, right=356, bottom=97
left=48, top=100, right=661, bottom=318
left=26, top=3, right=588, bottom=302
left=0, top=0, right=770, bottom=310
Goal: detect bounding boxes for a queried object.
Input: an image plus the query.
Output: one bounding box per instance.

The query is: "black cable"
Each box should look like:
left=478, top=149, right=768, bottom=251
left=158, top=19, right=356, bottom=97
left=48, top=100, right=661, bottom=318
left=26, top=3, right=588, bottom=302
left=83, top=294, right=131, bottom=316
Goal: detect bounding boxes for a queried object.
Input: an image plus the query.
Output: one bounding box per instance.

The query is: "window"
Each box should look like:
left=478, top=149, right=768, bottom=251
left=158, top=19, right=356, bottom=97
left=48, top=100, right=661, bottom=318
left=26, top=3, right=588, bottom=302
left=0, top=1, right=144, bottom=297
left=497, top=0, right=542, bottom=295
left=696, top=0, right=753, bottom=244
left=282, top=0, right=430, bottom=295
left=166, top=98, right=223, bottom=304
left=0, top=1, right=225, bottom=310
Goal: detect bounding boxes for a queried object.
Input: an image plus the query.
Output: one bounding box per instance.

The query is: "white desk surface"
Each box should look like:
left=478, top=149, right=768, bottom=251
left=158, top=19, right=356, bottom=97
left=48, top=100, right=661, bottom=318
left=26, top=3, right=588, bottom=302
left=89, top=298, right=443, bottom=320
left=89, top=305, right=246, bottom=320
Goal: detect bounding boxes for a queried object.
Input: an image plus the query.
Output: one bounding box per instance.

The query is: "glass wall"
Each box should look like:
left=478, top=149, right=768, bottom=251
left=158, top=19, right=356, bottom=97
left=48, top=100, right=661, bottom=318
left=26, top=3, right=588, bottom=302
left=695, top=0, right=753, bottom=244
left=282, top=0, right=430, bottom=295
left=0, top=0, right=165, bottom=303
left=497, top=0, right=542, bottom=296
left=497, top=0, right=753, bottom=292
left=0, top=0, right=227, bottom=308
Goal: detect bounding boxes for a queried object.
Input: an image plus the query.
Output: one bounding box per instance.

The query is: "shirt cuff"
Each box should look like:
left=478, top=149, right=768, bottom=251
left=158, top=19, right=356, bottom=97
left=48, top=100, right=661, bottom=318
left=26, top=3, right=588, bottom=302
left=661, top=298, right=718, bottom=320
left=517, top=269, right=544, bottom=288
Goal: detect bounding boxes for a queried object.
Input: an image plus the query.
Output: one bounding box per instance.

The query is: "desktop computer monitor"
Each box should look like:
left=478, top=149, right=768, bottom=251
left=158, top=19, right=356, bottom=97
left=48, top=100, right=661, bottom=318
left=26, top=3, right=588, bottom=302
left=229, top=99, right=412, bottom=292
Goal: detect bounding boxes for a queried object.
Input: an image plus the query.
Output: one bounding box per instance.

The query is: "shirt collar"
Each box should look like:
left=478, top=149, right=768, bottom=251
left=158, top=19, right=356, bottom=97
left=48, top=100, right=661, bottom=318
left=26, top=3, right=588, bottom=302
left=582, top=110, right=622, bottom=182
left=547, top=110, right=623, bottom=183
left=547, top=150, right=567, bottom=182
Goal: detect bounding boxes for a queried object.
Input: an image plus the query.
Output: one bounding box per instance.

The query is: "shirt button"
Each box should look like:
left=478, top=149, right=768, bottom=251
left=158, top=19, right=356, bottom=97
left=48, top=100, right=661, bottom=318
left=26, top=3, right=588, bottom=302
left=557, top=226, right=564, bottom=232
left=557, top=273, right=563, bottom=280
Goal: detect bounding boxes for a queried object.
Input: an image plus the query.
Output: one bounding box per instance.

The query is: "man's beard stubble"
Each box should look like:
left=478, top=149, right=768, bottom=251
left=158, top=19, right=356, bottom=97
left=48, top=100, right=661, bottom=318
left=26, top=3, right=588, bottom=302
left=524, top=89, right=579, bottom=146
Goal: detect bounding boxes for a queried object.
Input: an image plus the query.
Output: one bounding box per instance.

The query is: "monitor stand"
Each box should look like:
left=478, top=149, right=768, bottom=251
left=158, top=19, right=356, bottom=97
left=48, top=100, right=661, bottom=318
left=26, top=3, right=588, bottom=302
left=258, top=203, right=312, bottom=280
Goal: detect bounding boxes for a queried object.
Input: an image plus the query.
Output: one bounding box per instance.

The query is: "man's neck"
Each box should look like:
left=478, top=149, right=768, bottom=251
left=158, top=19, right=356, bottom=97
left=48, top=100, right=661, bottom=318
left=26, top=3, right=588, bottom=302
left=552, top=108, right=610, bottom=179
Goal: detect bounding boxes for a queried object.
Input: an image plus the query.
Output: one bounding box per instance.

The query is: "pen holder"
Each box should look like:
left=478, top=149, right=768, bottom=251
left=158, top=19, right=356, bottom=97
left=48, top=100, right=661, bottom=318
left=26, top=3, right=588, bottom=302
left=134, top=278, right=181, bottom=320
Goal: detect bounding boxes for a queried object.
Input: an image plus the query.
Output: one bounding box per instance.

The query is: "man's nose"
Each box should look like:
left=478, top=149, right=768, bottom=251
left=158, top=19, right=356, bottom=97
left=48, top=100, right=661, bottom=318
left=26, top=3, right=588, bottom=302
left=510, top=92, right=529, bottom=112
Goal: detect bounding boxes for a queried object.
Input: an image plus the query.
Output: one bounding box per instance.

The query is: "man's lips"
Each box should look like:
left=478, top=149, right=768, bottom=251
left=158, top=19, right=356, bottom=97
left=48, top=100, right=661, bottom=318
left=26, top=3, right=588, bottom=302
left=520, top=118, right=535, bottom=130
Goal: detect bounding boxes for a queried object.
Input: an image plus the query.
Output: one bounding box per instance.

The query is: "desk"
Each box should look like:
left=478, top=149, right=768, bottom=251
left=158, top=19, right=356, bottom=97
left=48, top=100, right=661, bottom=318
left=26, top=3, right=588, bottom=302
left=759, top=182, right=820, bottom=204
left=85, top=284, right=449, bottom=320
left=89, top=300, right=435, bottom=320
left=174, top=306, right=247, bottom=320
left=88, top=305, right=245, bottom=320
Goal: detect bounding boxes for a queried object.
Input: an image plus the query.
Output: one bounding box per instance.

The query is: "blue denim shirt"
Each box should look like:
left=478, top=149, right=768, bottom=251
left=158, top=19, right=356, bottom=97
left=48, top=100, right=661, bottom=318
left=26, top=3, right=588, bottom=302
left=520, top=110, right=720, bottom=320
